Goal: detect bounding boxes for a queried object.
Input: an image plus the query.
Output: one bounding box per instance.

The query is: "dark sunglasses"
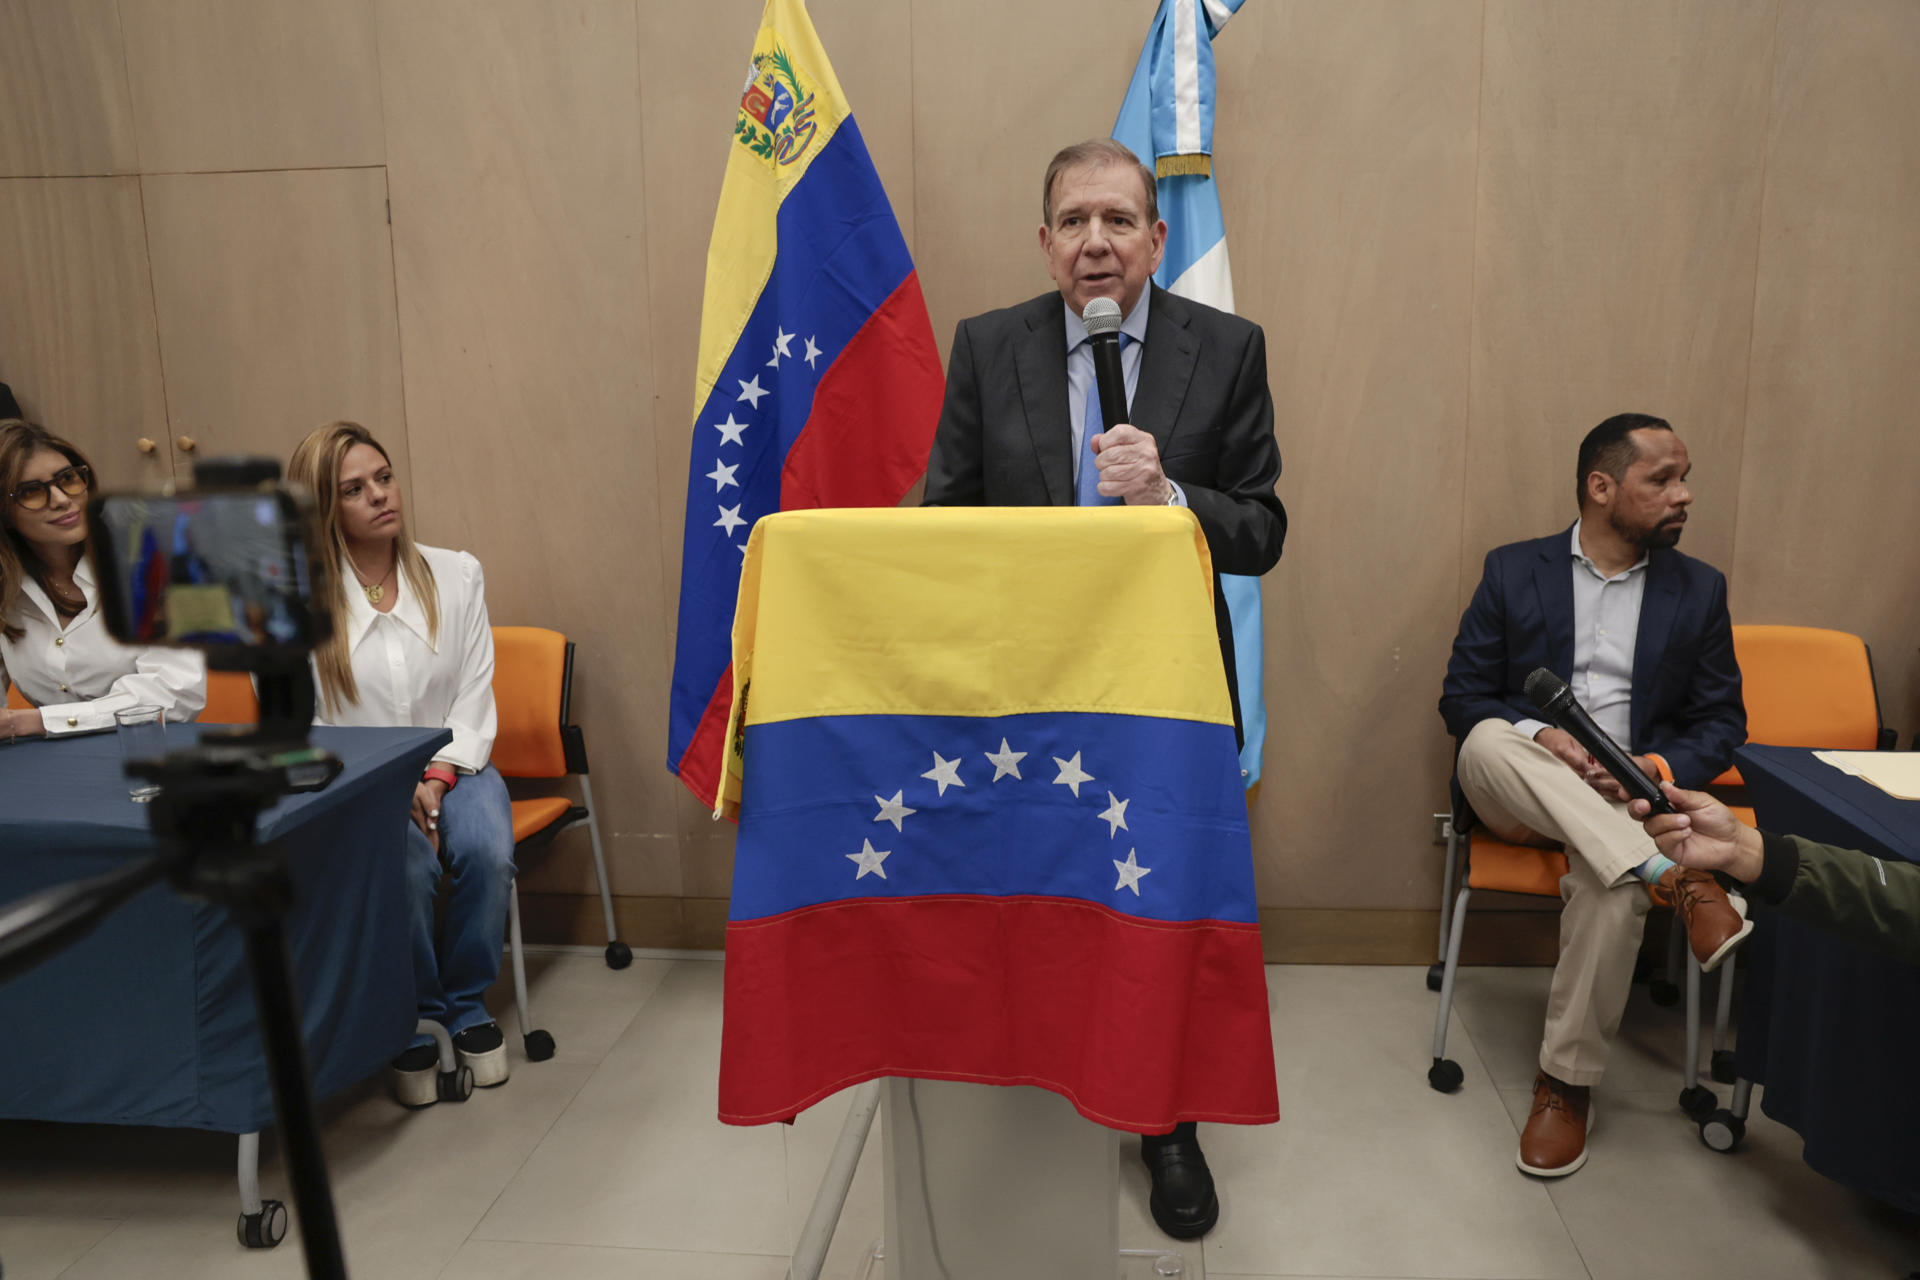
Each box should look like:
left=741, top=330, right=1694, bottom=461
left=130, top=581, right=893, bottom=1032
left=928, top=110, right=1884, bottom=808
left=6, top=464, right=92, bottom=511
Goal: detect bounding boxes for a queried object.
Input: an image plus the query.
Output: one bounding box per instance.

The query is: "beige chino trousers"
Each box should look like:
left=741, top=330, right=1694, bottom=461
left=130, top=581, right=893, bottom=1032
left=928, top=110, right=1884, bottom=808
left=1455, top=718, right=1662, bottom=1086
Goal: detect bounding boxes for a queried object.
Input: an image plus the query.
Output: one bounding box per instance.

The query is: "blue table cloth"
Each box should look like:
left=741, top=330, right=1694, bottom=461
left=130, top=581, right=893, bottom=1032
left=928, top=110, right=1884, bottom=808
left=1735, top=744, right=1920, bottom=1212
left=0, top=725, right=447, bottom=1133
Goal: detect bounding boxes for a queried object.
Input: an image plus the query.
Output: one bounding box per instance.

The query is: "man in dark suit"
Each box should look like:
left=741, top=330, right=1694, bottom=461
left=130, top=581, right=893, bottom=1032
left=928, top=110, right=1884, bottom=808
left=922, top=138, right=1286, bottom=1240
left=1440, top=413, right=1749, bottom=1180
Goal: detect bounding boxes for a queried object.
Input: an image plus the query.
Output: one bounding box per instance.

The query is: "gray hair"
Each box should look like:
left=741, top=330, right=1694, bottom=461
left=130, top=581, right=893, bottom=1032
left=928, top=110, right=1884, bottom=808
left=1041, top=139, right=1158, bottom=227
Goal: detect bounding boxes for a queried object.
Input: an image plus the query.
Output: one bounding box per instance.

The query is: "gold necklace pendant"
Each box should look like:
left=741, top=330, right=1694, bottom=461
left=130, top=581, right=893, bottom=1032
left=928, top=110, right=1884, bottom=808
left=365, top=583, right=384, bottom=605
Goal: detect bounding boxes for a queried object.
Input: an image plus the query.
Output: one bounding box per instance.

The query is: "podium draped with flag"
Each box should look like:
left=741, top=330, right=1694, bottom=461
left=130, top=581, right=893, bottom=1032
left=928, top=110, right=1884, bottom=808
left=716, top=508, right=1279, bottom=1133
left=667, top=0, right=943, bottom=810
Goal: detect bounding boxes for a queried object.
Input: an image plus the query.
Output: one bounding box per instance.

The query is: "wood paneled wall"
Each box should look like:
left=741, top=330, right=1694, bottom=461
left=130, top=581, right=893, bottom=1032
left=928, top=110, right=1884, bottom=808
left=2, top=0, right=1915, bottom=953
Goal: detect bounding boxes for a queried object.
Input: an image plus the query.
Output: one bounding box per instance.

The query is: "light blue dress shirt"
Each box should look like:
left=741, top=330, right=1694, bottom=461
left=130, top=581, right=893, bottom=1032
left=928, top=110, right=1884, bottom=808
left=1062, top=293, right=1186, bottom=506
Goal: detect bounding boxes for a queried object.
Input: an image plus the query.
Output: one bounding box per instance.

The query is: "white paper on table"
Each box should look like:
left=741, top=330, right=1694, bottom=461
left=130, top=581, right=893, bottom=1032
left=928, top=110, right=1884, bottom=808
left=1812, top=750, right=1920, bottom=802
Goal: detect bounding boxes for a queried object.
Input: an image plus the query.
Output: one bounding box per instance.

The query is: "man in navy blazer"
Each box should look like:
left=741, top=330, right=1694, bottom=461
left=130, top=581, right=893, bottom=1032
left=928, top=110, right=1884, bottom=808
left=1440, top=413, right=1748, bottom=1180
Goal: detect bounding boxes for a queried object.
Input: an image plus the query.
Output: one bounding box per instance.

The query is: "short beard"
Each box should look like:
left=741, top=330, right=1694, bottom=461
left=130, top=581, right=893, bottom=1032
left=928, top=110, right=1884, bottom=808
left=1613, top=508, right=1682, bottom=551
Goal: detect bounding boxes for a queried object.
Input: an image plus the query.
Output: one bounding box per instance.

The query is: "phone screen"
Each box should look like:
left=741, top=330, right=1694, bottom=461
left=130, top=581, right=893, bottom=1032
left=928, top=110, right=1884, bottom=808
left=89, top=489, right=328, bottom=654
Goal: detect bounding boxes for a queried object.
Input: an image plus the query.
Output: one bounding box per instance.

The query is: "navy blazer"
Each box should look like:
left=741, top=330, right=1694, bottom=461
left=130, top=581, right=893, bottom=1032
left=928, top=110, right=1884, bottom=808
left=1440, top=526, right=1745, bottom=790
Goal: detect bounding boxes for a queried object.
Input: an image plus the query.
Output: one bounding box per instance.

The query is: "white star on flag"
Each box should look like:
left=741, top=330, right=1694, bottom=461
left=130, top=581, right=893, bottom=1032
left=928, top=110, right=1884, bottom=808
left=768, top=327, right=796, bottom=366
left=714, top=414, right=748, bottom=447
left=985, top=738, right=1027, bottom=781
left=1098, top=792, right=1129, bottom=837
left=736, top=375, right=769, bottom=408
left=736, top=542, right=749, bottom=559
left=1052, top=751, right=1093, bottom=797
left=921, top=751, right=965, bottom=796
left=873, top=789, right=917, bottom=832
left=1112, top=848, right=1152, bottom=895
left=803, top=335, right=824, bottom=369
left=715, top=504, right=746, bottom=536
left=706, top=459, right=739, bottom=491
left=847, top=838, right=890, bottom=880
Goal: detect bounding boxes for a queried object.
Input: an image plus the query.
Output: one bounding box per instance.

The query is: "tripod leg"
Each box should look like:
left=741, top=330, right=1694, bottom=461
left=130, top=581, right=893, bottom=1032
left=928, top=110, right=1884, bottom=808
left=241, top=915, right=348, bottom=1279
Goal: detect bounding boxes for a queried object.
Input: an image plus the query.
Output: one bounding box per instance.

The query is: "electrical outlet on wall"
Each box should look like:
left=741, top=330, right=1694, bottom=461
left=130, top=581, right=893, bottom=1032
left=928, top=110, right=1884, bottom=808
left=1432, top=813, right=1453, bottom=845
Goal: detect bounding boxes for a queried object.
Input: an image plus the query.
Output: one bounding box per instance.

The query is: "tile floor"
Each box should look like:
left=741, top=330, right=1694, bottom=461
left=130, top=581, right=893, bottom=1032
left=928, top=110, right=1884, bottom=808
left=2, top=952, right=1914, bottom=1279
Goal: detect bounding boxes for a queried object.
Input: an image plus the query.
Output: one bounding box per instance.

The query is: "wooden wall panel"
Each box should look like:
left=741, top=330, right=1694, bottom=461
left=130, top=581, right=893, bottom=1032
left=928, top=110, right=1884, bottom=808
left=0, top=178, right=170, bottom=485
left=0, top=0, right=136, bottom=177
left=141, top=168, right=406, bottom=471
left=1215, top=1, right=1484, bottom=908
left=377, top=0, right=677, bottom=899
left=1733, top=0, right=1920, bottom=734
left=117, top=0, right=385, bottom=174
left=638, top=0, right=918, bottom=897
left=908, top=0, right=1145, bottom=358
left=1464, top=0, right=1779, bottom=578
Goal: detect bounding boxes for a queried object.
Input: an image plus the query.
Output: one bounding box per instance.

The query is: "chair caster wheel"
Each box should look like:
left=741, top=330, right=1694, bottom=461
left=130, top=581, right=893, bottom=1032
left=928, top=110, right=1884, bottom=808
left=1678, top=1085, right=1716, bottom=1119
left=237, top=1199, right=287, bottom=1249
left=1425, top=963, right=1444, bottom=993
left=605, top=940, right=633, bottom=970
left=1710, top=1050, right=1737, bottom=1084
left=524, top=1029, right=556, bottom=1061
left=1648, top=978, right=1680, bottom=1007
left=1428, top=1058, right=1464, bottom=1093
left=1699, top=1110, right=1745, bottom=1152
left=438, top=1065, right=474, bottom=1102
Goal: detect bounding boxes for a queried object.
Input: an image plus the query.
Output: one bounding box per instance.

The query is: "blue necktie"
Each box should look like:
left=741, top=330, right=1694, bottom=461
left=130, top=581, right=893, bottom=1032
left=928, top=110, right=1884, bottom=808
left=1076, top=333, right=1129, bottom=506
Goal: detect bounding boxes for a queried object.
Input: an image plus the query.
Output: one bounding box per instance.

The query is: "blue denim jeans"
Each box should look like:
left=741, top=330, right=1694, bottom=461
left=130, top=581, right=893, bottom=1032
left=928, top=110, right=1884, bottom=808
left=405, top=765, right=515, bottom=1045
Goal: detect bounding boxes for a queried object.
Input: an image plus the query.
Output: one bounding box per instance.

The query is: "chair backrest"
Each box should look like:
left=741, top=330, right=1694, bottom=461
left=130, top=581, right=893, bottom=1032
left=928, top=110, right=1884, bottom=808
left=4, top=683, right=27, bottom=712
left=1713, top=624, right=1882, bottom=784
left=199, top=671, right=260, bottom=724
left=490, top=625, right=575, bottom=779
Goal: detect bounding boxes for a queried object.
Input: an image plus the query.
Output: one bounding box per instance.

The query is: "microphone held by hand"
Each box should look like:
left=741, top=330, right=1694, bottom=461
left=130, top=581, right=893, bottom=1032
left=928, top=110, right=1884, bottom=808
left=1082, top=297, right=1129, bottom=434
left=1523, top=668, right=1676, bottom=814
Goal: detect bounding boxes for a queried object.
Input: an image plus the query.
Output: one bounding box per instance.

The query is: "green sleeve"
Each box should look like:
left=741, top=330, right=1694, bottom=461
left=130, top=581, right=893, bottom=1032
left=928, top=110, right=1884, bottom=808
left=1762, top=832, right=1920, bottom=966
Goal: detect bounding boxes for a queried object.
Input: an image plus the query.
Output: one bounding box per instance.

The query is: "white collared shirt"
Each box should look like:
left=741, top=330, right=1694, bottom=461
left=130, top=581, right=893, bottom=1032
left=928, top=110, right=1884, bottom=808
left=1062, top=292, right=1188, bottom=508
left=1, top=555, right=207, bottom=734
left=1515, top=520, right=1650, bottom=749
left=311, top=544, right=496, bottom=774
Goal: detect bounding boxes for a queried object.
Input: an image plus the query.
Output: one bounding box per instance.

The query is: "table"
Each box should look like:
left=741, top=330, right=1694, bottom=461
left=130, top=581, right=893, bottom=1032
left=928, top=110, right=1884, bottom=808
left=0, top=725, right=448, bottom=1134
left=1735, top=744, right=1920, bottom=1212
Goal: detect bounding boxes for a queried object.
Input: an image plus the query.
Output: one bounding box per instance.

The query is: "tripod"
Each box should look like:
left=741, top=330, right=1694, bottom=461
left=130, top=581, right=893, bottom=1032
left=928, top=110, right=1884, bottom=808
left=0, top=738, right=350, bottom=1280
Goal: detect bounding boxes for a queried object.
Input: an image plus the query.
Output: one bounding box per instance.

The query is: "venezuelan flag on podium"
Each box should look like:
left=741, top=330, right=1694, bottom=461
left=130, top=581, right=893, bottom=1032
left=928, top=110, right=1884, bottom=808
left=717, top=508, right=1279, bottom=1133
left=667, top=0, right=943, bottom=810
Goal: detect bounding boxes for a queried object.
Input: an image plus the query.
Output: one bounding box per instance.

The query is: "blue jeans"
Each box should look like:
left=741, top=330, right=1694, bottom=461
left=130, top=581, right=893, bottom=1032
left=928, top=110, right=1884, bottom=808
left=405, top=765, right=515, bottom=1045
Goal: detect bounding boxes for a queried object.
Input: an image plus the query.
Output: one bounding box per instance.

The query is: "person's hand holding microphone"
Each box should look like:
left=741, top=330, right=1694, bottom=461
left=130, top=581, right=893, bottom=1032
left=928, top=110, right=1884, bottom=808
left=1628, top=783, right=1765, bottom=884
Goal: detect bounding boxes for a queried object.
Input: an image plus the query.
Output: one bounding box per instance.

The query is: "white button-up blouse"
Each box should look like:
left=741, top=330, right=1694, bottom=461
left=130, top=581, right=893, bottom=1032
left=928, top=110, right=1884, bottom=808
left=310, top=544, right=497, bottom=774
left=1, top=555, right=207, bottom=734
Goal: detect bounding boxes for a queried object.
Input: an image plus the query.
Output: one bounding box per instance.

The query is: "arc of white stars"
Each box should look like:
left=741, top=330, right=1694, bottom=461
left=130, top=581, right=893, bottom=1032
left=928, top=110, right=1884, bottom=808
left=921, top=751, right=965, bottom=796
left=736, top=375, right=769, bottom=408
left=715, top=504, right=746, bottom=537
left=1112, top=849, right=1151, bottom=895
left=847, top=838, right=890, bottom=880
left=706, top=459, right=739, bottom=491
left=803, top=335, right=824, bottom=369
left=714, top=414, right=748, bottom=447
left=768, top=327, right=796, bottom=366
left=873, top=789, right=916, bottom=832
left=985, top=738, right=1026, bottom=781
left=1052, top=751, right=1093, bottom=797
left=1097, top=792, right=1129, bottom=837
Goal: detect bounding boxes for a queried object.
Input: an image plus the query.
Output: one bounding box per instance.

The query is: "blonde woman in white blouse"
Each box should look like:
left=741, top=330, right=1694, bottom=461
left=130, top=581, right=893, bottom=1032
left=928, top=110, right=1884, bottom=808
left=289, top=421, right=514, bottom=1107
left=0, top=420, right=204, bottom=741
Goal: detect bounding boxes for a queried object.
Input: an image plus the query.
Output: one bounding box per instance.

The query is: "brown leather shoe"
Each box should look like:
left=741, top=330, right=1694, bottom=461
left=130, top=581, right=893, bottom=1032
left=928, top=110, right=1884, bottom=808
left=1517, top=1072, right=1592, bottom=1177
left=1656, top=866, right=1752, bottom=972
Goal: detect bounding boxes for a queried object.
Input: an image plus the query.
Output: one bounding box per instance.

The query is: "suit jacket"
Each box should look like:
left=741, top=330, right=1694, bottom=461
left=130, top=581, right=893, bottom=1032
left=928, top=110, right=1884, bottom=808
left=1439, top=527, right=1746, bottom=793
left=922, top=286, right=1287, bottom=740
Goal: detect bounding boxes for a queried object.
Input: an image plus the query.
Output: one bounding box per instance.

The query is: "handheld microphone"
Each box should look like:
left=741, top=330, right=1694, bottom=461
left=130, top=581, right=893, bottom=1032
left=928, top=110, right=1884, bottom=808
left=1082, top=297, right=1129, bottom=434
left=1523, top=668, right=1677, bottom=815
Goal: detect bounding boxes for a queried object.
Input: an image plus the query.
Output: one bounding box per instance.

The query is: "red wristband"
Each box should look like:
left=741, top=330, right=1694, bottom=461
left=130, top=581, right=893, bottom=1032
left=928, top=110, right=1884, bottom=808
left=423, top=765, right=459, bottom=790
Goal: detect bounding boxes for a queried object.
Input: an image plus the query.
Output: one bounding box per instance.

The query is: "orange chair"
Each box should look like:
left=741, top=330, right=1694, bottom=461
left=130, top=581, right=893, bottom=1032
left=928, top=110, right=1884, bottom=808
left=490, top=627, right=629, bottom=1059
left=4, top=683, right=27, bottom=712
left=7, top=671, right=256, bottom=721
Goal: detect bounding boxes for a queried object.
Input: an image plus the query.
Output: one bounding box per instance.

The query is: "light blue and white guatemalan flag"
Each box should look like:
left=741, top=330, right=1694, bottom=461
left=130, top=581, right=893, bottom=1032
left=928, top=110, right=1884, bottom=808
left=1112, top=0, right=1269, bottom=788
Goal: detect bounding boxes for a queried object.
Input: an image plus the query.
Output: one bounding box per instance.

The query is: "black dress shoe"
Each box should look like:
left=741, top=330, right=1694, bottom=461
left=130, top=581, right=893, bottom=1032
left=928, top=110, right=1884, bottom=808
left=1140, top=1126, right=1219, bottom=1240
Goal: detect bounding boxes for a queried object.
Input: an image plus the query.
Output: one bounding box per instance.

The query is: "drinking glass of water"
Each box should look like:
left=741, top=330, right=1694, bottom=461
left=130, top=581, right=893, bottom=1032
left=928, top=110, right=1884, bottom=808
left=115, top=705, right=167, bottom=802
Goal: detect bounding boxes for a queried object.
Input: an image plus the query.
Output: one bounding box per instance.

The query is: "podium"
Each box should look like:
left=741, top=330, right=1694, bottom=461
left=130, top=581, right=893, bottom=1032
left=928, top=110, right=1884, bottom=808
left=713, top=508, right=1278, bottom=1276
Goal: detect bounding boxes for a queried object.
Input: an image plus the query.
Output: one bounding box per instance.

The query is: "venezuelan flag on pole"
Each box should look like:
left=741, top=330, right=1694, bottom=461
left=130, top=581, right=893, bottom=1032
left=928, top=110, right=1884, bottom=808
left=1113, top=0, right=1269, bottom=790
left=667, top=0, right=944, bottom=809
left=716, top=508, right=1278, bottom=1132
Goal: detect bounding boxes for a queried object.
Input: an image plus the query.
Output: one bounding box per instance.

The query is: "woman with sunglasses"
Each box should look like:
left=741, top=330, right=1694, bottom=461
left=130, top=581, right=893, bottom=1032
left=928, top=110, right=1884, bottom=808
left=0, top=419, right=205, bottom=742
left=287, top=421, right=514, bottom=1106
